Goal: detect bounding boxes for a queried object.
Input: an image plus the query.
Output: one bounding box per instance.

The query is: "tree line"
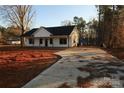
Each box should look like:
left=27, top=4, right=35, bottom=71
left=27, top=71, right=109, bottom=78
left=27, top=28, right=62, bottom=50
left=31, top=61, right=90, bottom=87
left=0, top=5, right=124, bottom=48
left=61, top=16, right=98, bottom=46
left=96, top=5, right=124, bottom=48
left=61, top=5, right=124, bottom=48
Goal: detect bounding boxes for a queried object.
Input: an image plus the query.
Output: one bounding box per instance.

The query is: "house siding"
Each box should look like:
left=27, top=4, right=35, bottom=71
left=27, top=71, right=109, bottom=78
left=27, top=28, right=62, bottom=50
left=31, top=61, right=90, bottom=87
left=24, top=37, right=70, bottom=47
left=53, top=38, right=69, bottom=47
left=24, top=26, right=79, bottom=47
left=33, top=27, right=51, bottom=37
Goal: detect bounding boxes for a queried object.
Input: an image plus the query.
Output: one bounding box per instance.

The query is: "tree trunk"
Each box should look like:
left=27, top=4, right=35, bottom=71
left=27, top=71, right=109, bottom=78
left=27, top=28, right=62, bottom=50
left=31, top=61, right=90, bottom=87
left=108, top=5, right=115, bottom=48
left=20, top=36, right=24, bottom=47
left=20, top=26, right=25, bottom=47
left=99, top=7, right=103, bottom=47
left=97, top=5, right=101, bottom=46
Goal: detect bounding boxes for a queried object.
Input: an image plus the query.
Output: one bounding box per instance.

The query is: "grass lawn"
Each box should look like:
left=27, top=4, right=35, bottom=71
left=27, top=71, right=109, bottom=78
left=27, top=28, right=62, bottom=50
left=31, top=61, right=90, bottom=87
left=0, top=46, right=62, bottom=88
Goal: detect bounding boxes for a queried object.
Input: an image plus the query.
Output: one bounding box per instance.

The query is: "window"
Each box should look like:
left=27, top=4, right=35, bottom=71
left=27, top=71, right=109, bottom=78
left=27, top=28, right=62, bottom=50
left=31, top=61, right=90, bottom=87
left=29, top=38, right=34, bottom=44
left=50, top=38, right=53, bottom=44
left=59, top=38, right=67, bottom=44
left=39, top=39, right=43, bottom=44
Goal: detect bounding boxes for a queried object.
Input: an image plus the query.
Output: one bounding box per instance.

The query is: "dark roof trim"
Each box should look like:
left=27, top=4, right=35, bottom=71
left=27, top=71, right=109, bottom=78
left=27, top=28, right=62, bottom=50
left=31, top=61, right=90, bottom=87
left=22, top=28, right=38, bottom=36
left=23, top=26, right=75, bottom=36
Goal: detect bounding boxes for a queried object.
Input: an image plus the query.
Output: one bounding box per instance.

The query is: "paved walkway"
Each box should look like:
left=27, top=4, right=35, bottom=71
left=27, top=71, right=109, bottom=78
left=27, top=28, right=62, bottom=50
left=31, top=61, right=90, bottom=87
left=23, top=47, right=124, bottom=88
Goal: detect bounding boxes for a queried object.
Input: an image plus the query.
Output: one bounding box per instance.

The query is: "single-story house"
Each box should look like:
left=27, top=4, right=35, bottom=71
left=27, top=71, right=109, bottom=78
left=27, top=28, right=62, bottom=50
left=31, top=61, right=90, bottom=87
left=23, top=26, right=79, bottom=47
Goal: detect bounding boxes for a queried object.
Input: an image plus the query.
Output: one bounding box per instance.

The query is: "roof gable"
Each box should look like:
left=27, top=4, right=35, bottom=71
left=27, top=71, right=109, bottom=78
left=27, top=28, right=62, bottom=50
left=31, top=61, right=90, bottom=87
left=33, top=27, right=51, bottom=37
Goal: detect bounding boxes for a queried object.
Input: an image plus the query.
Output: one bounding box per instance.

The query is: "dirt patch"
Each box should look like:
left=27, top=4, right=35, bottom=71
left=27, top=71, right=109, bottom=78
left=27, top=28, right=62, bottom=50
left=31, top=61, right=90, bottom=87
left=97, top=82, right=112, bottom=88
left=58, top=82, right=71, bottom=88
left=77, top=76, right=113, bottom=88
left=105, top=48, right=124, bottom=60
left=77, top=67, right=96, bottom=72
left=76, top=60, right=124, bottom=87
left=77, top=76, right=93, bottom=88
left=0, top=49, right=61, bottom=88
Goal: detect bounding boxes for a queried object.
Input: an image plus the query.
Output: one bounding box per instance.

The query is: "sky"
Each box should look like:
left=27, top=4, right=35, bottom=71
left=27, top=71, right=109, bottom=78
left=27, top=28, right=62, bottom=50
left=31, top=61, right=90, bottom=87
left=33, top=5, right=98, bottom=28
left=0, top=5, right=98, bottom=28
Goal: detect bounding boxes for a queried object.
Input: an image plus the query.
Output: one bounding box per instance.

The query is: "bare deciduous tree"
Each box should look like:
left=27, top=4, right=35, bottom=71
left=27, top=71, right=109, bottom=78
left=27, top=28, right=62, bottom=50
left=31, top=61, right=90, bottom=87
left=0, top=5, right=35, bottom=47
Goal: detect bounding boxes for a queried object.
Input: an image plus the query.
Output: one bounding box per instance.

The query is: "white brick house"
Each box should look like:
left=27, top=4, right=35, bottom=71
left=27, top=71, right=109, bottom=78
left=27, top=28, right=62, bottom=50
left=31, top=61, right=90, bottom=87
left=23, top=26, right=79, bottom=47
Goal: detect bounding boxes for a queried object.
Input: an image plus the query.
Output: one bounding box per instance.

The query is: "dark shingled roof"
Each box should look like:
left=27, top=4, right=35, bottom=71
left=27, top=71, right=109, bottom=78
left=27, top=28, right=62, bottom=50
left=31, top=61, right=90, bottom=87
left=45, top=26, right=75, bottom=35
left=23, top=28, right=38, bottom=36
left=23, top=26, right=75, bottom=36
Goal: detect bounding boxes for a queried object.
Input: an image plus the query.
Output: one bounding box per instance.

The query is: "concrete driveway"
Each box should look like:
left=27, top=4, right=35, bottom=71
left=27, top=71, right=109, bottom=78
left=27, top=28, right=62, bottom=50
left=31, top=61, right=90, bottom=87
left=23, top=47, right=124, bottom=88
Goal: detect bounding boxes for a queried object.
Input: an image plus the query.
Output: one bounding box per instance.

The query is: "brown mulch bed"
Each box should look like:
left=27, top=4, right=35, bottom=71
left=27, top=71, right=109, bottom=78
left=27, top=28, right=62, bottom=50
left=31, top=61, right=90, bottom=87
left=0, top=49, right=61, bottom=88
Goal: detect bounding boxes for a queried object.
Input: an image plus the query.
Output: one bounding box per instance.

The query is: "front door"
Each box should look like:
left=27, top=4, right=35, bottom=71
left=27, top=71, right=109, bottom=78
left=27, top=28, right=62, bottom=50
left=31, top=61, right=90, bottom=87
left=45, top=39, right=48, bottom=47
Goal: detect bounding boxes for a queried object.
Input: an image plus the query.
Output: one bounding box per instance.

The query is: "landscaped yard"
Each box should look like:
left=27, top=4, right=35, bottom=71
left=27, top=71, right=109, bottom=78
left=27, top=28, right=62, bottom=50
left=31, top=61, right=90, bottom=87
left=0, top=46, right=62, bottom=88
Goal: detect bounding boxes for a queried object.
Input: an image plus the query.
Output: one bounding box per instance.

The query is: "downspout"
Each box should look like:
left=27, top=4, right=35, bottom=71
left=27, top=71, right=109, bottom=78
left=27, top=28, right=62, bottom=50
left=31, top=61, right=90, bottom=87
left=68, top=35, right=69, bottom=48
left=52, top=38, right=54, bottom=48
left=33, top=37, right=34, bottom=47
left=39, top=38, right=40, bottom=47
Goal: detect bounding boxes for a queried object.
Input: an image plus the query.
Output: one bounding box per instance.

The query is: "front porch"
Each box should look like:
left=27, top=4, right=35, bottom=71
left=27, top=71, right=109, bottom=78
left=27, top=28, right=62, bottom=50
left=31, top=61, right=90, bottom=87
left=24, top=36, right=71, bottom=47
